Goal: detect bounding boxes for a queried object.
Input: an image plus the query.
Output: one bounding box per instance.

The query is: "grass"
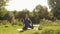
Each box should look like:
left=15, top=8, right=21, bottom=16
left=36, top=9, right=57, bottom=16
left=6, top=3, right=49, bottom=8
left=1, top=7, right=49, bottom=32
left=0, top=21, right=60, bottom=34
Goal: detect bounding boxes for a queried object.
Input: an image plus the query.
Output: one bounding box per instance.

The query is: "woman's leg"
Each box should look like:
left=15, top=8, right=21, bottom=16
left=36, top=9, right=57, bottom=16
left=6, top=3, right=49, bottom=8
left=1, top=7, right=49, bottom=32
left=22, top=26, right=27, bottom=30
left=29, top=24, right=34, bottom=29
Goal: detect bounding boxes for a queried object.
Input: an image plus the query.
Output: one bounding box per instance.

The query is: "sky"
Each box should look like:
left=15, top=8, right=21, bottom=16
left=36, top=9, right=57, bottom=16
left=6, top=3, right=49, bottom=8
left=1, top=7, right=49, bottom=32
left=5, top=0, right=51, bottom=11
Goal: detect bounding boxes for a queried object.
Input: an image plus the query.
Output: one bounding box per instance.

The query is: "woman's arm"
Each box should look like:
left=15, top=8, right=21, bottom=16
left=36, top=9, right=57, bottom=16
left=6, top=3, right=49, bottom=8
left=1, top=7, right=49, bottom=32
left=28, top=18, right=32, bottom=24
left=20, top=18, right=25, bottom=26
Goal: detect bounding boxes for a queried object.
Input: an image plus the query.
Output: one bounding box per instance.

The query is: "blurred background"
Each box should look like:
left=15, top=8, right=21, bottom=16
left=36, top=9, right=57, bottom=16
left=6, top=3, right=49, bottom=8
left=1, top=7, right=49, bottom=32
left=0, top=0, right=60, bottom=34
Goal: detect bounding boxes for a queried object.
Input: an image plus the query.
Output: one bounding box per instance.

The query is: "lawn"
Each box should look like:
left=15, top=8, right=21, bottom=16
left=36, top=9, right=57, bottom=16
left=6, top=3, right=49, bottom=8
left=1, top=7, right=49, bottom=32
left=0, top=21, right=60, bottom=34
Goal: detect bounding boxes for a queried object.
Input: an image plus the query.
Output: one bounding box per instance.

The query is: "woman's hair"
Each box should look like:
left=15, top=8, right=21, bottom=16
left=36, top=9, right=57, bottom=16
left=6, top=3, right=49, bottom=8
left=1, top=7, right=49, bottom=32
left=22, top=14, right=28, bottom=19
left=22, top=14, right=25, bottom=19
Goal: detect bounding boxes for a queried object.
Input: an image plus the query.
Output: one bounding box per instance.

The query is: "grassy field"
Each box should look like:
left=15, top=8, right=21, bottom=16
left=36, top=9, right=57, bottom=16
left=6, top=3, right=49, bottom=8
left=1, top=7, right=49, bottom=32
left=0, top=21, right=60, bottom=34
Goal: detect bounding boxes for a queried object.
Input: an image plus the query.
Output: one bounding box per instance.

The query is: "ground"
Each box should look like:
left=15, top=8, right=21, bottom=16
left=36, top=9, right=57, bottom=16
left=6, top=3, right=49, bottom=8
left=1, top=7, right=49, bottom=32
left=0, top=21, right=60, bottom=34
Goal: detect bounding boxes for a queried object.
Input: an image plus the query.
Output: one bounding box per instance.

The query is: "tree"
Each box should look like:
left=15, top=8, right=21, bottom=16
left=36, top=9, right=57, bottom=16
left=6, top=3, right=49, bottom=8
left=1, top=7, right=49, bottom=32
left=32, top=4, right=48, bottom=24
left=34, top=4, right=48, bottom=19
left=17, top=9, right=30, bottom=19
left=0, top=8, right=7, bottom=18
left=47, top=12, right=54, bottom=20
left=0, top=0, right=8, bottom=20
left=12, top=10, right=18, bottom=19
left=22, top=9, right=30, bottom=16
left=48, top=0, right=60, bottom=19
left=4, top=11, right=14, bottom=22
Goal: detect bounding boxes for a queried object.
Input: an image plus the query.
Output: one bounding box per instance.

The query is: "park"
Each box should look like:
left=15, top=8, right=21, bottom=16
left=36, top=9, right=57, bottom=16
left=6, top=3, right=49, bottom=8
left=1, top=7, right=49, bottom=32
left=0, top=0, right=60, bottom=34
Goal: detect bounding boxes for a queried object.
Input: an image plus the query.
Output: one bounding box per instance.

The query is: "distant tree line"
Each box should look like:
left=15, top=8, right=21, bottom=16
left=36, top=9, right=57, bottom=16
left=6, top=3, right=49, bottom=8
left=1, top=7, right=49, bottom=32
left=0, top=0, right=60, bottom=24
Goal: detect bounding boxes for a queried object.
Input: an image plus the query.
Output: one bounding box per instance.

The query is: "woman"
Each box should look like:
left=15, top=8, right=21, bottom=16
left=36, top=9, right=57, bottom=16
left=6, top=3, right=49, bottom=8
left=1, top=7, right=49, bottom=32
left=21, top=15, right=34, bottom=30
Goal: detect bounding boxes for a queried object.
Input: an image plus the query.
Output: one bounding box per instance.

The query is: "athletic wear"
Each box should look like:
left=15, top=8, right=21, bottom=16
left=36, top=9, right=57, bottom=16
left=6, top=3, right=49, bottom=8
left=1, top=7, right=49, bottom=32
left=24, top=18, right=30, bottom=27
left=22, top=18, right=34, bottom=30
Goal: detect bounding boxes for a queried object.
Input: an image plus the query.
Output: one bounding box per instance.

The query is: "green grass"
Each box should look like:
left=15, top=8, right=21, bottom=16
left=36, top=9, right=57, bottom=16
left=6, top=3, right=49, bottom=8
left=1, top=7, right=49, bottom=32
left=0, top=21, right=60, bottom=34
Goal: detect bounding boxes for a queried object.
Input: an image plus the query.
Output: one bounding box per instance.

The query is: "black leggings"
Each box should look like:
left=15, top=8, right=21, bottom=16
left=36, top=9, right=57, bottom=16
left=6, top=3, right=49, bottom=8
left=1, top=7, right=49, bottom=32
left=23, top=25, right=34, bottom=30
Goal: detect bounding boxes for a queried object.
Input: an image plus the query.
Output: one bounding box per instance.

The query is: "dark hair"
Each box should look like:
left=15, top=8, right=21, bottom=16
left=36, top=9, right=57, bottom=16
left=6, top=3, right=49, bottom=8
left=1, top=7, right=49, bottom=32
left=22, top=14, right=29, bottom=19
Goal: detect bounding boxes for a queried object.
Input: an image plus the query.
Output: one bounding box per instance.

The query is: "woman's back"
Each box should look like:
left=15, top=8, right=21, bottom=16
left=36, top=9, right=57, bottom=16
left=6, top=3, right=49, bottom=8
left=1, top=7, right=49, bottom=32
left=24, top=18, right=30, bottom=27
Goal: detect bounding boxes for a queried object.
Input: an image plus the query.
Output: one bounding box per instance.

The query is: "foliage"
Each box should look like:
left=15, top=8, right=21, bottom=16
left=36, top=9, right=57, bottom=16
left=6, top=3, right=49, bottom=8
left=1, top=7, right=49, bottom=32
left=17, top=9, right=30, bottom=20
left=48, top=0, right=60, bottom=19
left=32, top=5, right=48, bottom=24
left=0, top=0, right=8, bottom=20
left=0, top=8, right=7, bottom=18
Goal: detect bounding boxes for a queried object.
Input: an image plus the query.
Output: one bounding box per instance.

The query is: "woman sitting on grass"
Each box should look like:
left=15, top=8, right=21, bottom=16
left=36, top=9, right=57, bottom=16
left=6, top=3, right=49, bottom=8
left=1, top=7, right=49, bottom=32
left=21, top=14, right=34, bottom=30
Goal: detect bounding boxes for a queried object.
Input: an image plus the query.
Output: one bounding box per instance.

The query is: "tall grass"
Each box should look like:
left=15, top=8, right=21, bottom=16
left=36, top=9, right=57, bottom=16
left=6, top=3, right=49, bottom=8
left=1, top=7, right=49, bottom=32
left=41, top=29, right=60, bottom=34
left=0, top=20, right=60, bottom=34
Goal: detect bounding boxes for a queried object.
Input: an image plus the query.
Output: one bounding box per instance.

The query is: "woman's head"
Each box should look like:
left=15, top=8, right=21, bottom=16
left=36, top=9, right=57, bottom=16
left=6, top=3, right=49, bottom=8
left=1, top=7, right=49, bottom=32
left=25, top=14, right=29, bottom=18
left=23, top=14, right=29, bottom=19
